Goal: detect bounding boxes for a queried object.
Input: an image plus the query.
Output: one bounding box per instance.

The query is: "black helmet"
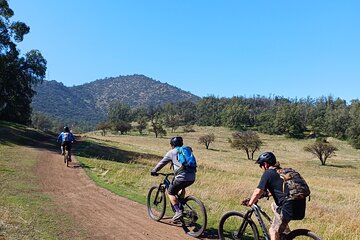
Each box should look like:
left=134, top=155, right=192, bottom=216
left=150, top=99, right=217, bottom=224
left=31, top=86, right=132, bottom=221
left=64, top=126, right=70, bottom=132
left=170, top=136, right=183, bottom=147
left=255, top=152, right=276, bottom=165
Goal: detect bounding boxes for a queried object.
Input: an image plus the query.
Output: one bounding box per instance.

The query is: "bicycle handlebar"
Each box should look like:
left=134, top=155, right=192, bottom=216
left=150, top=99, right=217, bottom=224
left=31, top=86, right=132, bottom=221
left=156, top=172, right=174, bottom=177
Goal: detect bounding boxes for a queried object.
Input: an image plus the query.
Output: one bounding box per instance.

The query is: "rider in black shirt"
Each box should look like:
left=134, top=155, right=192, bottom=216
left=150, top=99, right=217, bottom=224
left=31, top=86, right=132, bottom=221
left=248, top=152, right=306, bottom=240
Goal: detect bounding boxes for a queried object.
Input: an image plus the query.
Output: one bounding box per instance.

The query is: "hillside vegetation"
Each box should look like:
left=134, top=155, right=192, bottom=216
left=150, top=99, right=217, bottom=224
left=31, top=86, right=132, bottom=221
left=77, top=126, right=360, bottom=240
left=31, top=74, right=200, bottom=125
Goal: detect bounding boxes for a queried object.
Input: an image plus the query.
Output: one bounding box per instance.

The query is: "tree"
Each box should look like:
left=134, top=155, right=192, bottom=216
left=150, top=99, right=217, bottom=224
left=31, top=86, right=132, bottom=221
left=274, top=102, right=306, bottom=138
left=149, top=113, right=166, bottom=138
left=113, top=120, right=132, bottom=135
left=347, top=100, right=360, bottom=148
left=221, top=101, right=251, bottom=130
left=108, top=102, right=131, bottom=123
left=96, top=121, right=112, bottom=136
left=0, top=1, right=47, bottom=124
left=198, top=133, right=215, bottom=149
left=230, top=131, right=262, bottom=160
left=136, top=117, right=148, bottom=135
left=304, top=139, right=338, bottom=165
left=31, top=112, right=53, bottom=131
left=163, top=103, right=181, bottom=133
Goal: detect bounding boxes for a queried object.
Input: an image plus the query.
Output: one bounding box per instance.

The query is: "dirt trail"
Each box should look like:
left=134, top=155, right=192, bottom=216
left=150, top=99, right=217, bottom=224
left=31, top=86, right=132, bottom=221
left=35, top=149, right=196, bottom=240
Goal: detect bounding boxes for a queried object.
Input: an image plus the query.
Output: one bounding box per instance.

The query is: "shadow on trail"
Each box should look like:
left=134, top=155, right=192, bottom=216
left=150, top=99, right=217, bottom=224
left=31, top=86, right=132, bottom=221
left=75, top=138, right=161, bottom=164
left=0, top=121, right=59, bottom=153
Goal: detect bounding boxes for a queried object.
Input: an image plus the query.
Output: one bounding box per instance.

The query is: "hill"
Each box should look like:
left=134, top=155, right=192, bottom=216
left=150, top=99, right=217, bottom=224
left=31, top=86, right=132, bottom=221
left=32, top=74, right=201, bottom=125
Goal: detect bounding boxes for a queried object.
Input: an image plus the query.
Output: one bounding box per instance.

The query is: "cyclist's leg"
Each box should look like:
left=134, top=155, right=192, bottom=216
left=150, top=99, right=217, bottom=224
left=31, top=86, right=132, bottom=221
left=61, top=142, right=64, bottom=155
left=168, top=179, right=194, bottom=221
left=67, top=142, right=72, bottom=160
left=269, top=202, right=290, bottom=240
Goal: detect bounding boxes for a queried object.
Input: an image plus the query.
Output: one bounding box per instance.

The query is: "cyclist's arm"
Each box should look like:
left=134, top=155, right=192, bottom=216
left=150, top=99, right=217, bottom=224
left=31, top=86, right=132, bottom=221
left=57, top=133, right=63, bottom=142
left=152, top=151, right=172, bottom=173
left=248, top=188, right=264, bottom=206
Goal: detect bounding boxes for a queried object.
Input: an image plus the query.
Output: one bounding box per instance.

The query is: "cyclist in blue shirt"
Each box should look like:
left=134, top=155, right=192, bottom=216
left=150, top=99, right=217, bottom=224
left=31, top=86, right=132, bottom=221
left=57, top=126, right=75, bottom=157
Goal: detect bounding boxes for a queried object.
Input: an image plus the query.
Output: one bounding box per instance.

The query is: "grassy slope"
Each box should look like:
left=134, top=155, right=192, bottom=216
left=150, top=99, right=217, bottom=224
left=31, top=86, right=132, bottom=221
left=77, top=127, right=360, bottom=240
left=0, top=121, right=85, bottom=240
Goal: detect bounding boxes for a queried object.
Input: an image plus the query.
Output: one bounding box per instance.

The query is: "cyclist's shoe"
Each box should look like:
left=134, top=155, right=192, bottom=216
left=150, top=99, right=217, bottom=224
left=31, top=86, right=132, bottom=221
left=172, top=211, right=183, bottom=222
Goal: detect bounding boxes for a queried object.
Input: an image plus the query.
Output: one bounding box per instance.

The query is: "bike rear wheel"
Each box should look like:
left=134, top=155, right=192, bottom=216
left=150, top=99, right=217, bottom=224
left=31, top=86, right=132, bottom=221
left=218, top=211, right=259, bottom=240
left=147, top=186, right=166, bottom=221
left=284, top=229, right=321, bottom=240
left=181, top=195, right=207, bottom=238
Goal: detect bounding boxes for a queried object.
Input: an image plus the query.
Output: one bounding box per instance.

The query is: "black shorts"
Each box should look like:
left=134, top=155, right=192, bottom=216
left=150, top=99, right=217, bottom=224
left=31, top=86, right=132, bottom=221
left=62, top=141, right=72, bottom=151
left=168, top=178, right=195, bottom=196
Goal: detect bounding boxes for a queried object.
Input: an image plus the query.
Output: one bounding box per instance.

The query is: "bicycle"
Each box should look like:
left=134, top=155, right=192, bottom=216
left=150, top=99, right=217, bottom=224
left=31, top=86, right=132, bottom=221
left=147, top=173, right=207, bottom=238
left=218, top=198, right=321, bottom=240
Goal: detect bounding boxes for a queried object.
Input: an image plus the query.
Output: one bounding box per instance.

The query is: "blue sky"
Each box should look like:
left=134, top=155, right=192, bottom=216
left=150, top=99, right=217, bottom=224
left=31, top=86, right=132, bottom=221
left=10, top=0, right=360, bottom=102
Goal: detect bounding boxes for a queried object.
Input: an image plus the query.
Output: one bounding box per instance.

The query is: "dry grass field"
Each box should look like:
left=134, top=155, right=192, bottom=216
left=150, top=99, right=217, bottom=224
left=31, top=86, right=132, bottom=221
left=78, top=126, right=360, bottom=239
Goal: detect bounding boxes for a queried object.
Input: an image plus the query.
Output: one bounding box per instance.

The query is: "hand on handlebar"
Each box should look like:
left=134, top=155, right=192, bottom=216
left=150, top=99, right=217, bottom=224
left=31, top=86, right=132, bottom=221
left=150, top=171, right=158, bottom=176
left=241, top=197, right=251, bottom=206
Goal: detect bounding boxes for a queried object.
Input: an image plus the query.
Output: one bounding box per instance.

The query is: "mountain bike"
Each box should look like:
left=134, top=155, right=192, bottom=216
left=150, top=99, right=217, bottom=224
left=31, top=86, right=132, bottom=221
left=147, top=173, right=207, bottom=238
left=218, top=198, right=321, bottom=240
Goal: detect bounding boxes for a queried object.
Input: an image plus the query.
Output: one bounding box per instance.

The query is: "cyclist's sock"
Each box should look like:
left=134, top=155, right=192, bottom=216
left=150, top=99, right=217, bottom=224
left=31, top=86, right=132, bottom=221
left=173, top=204, right=180, bottom=212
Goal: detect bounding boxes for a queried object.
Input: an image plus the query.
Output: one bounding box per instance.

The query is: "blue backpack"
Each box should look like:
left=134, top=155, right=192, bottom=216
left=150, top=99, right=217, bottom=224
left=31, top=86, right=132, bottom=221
left=176, top=146, right=197, bottom=169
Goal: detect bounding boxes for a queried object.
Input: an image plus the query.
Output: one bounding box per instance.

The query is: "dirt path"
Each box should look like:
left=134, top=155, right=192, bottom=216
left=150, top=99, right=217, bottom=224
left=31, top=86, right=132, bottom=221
left=35, top=149, right=197, bottom=240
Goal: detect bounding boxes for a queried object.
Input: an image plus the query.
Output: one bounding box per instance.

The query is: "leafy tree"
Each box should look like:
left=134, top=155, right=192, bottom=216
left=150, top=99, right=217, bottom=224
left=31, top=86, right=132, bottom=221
left=304, top=139, right=338, bottom=165
left=324, top=98, right=349, bottom=139
left=113, top=120, right=132, bottom=135
left=108, top=102, right=131, bottom=123
left=176, top=101, right=197, bottom=125
left=221, top=102, right=251, bottom=130
left=136, top=117, right=148, bottom=135
left=198, top=133, right=215, bottom=149
left=347, top=100, right=360, bottom=148
left=274, top=102, right=306, bottom=138
left=230, top=131, right=262, bottom=160
left=96, top=121, right=112, bottom=136
left=149, top=113, right=166, bottom=138
left=31, top=112, right=53, bottom=131
left=196, top=96, right=224, bottom=126
left=163, top=103, right=181, bottom=133
left=0, top=1, right=47, bottom=124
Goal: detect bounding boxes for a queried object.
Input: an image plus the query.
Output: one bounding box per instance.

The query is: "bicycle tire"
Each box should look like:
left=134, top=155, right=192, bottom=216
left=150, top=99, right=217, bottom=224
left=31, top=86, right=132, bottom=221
left=285, top=229, right=321, bottom=240
left=147, top=186, right=166, bottom=221
left=181, top=195, right=207, bottom=238
left=218, top=211, right=259, bottom=240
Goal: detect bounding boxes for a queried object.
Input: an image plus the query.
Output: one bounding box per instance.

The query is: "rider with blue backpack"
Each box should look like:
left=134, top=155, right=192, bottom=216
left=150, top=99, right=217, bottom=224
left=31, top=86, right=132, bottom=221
left=56, top=126, right=75, bottom=157
left=151, top=136, right=197, bottom=222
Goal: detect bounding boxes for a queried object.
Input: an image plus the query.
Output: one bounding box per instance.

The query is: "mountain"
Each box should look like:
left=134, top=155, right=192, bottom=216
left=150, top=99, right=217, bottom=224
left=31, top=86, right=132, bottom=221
left=32, top=74, right=201, bottom=125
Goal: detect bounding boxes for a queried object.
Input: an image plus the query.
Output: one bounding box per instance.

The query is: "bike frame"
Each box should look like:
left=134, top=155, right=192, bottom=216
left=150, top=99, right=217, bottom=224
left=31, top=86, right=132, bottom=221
left=239, top=204, right=272, bottom=240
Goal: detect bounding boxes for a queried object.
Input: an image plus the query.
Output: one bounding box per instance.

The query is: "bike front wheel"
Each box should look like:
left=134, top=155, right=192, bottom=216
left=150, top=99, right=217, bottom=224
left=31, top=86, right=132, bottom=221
left=181, top=195, right=207, bottom=238
left=218, top=211, right=259, bottom=240
left=284, top=229, right=321, bottom=240
left=147, top=186, right=166, bottom=221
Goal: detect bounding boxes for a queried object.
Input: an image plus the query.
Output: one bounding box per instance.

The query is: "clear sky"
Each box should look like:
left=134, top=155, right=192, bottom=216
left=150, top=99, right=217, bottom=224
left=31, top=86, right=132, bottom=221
left=10, top=0, right=360, bottom=102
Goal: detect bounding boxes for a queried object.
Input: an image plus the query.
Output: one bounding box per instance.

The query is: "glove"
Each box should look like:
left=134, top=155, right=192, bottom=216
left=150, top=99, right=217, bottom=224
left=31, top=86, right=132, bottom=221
left=151, top=171, right=158, bottom=176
